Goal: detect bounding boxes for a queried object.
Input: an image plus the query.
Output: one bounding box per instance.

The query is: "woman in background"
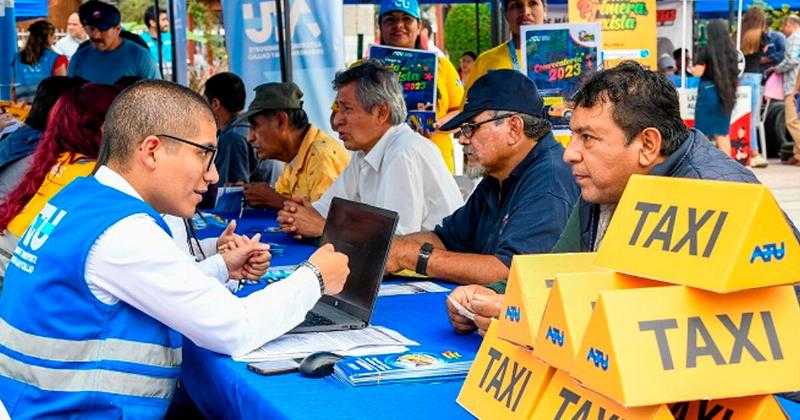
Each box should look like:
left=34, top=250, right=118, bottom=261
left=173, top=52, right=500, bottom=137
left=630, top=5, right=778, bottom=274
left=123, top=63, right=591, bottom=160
left=0, top=76, right=86, bottom=200
left=693, top=19, right=740, bottom=156
left=0, top=84, right=120, bottom=281
left=13, top=20, right=68, bottom=102
left=740, top=7, right=770, bottom=167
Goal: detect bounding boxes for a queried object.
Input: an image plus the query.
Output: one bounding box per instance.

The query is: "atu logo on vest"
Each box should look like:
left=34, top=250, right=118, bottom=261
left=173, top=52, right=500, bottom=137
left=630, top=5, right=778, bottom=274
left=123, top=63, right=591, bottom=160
left=20, top=203, right=67, bottom=251
left=242, top=0, right=321, bottom=44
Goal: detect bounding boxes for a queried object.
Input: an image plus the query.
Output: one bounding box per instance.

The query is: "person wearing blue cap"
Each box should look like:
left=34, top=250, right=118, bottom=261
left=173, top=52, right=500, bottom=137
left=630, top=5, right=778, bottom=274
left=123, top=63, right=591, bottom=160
left=462, top=0, right=546, bottom=96
left=68, top=0, right=158, bottom=84
left=375, top=0, right=464, bottom=173
left=385, top=69, right=578, bottom=287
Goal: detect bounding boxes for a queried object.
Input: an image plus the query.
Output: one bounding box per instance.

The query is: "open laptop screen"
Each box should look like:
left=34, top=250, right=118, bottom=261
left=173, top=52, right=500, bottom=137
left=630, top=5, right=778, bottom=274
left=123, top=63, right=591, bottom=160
left=319, top=197, right=398, bottom=321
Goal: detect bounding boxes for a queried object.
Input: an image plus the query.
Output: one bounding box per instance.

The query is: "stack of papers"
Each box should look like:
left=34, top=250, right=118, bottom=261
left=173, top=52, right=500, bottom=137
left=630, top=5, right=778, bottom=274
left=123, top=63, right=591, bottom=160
left=378, top=281, right=450, bottom=296
left=233, top=326, right=418, bottom=363
left=333, top=348, right=473, bottom=386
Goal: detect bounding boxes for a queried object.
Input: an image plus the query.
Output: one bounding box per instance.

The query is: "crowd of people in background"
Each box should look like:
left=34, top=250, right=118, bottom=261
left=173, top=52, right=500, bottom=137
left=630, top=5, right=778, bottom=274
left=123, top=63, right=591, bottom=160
left=0, top=0, right=798, bottom=416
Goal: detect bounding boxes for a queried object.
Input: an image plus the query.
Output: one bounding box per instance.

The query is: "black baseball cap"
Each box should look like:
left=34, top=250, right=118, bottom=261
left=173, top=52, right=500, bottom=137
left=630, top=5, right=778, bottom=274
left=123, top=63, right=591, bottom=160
left=440, top=69, right=544, bottom=131
left=243, top=82, right=304, bottom=120
left=79, top=1, right=121, bottom=31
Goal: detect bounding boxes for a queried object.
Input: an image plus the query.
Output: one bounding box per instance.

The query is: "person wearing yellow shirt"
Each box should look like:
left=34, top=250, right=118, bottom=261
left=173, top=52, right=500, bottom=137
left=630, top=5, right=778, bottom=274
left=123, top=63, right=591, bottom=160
left=462, top=0, right=547, bottom=95
left=375, top=0, right=464, bottom=172
left=0, top=83, right=121, bottom=281
left=242, top=82, right=349, bottom=209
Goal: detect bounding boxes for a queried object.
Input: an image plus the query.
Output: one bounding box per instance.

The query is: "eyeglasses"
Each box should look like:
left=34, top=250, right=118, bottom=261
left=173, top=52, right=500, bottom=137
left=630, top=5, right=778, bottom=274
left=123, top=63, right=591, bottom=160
left=459, top=113, right=517, bottom=139
left=156, top=134, right=217, bottom=173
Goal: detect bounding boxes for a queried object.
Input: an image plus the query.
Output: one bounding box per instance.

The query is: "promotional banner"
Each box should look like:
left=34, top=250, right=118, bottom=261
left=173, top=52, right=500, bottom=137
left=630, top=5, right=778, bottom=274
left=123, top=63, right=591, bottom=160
left=0, top=0, right=17, bottom=100
left=169, top=0, right=188, bottom=85
left=568, top=0, right=657, bottom=70
left=674, top=76, right=754, bottom=166
left=520, top=23, right=601, bottom=130
left=369, top=45, right=438, bottom=133
left=595, top=175, right=800, bottom=293
left=222, top=0, right=344, bottom=134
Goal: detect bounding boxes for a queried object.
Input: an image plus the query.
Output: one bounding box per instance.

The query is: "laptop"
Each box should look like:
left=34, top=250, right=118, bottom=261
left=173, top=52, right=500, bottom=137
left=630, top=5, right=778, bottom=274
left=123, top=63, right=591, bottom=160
left=289, top=197, right=399, bottom=333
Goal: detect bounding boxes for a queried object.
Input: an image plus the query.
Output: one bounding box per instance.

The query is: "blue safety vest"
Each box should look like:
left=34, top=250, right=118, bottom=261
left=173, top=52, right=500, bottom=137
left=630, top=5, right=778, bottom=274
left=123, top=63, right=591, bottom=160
left=12, top=49, right=59, bottom=102
left=0, top=176, right=182, bottom=419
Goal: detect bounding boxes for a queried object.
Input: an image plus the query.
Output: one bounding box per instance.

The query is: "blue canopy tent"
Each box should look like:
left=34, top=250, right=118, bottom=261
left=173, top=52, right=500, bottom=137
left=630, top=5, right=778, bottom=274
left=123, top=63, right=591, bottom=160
left=13, top=0, right=46, bottom=20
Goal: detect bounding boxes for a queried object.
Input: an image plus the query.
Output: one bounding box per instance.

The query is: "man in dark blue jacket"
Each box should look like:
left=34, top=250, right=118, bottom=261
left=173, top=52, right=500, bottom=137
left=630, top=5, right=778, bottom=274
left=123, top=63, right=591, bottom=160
left=385, top=70, right=579, bottom=286
left=447, top=61, right=798, bottom=335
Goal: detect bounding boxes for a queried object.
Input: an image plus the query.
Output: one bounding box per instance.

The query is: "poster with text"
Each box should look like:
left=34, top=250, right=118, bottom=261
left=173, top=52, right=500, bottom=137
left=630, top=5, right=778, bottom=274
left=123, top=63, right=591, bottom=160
left=222, top=0, right=344, bottom=136
left=369, top=45, right=438, bottom=134
left=521, top=23, right=601, bottom=130
left=568, top=0, right=657, bottom=70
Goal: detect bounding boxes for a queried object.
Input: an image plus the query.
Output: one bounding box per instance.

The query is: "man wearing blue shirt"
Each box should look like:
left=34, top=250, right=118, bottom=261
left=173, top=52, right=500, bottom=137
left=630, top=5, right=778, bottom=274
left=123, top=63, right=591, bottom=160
left=68, top=1, right=158, bottom=84
left=384, top=70, right=579, bottom=285
left=140, top=6, right=173, bottom=78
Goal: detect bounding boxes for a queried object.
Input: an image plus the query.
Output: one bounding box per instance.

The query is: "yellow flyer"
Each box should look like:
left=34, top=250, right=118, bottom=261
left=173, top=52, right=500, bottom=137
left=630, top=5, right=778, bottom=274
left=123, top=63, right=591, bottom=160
left=568, top=0, right=657, bottom=69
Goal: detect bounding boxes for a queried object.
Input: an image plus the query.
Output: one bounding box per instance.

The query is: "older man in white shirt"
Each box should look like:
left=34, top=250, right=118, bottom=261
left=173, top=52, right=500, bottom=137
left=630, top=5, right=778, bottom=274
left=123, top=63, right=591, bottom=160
left=278, top=60, right=463, bottom=237
left=53, top=12, right=88, bottom=59
left=0, top=80, right=350, bottom=418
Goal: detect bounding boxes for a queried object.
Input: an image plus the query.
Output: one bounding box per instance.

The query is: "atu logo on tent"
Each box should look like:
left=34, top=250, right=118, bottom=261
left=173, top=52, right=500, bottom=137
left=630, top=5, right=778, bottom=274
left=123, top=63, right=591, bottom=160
left=242, top=0, right=322, bottom=44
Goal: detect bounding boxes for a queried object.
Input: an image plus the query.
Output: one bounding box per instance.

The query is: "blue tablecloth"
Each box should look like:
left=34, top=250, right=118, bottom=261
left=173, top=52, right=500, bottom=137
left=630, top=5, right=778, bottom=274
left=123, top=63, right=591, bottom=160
left=185, top=209, right=800, bottom=420
left=184, top=209, right=482, bottom=419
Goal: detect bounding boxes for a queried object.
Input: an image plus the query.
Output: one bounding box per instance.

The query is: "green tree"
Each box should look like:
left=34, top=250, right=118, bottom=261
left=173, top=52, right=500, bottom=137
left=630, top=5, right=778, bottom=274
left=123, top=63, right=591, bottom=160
left=444, top=4, right=492, bottom=70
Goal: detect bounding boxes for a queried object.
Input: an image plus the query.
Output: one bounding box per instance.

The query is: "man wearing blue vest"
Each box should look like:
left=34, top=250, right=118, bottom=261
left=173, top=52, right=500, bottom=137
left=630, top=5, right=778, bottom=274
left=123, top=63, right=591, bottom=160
left=0, top=80, right=349, bottom=418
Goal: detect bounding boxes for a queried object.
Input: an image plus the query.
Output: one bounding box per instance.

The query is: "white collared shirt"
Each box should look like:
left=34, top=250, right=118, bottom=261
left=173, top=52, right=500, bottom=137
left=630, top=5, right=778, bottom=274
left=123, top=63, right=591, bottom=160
left=313, top=124, right=463, bottom=234
left=84, top=166, right=321, bottom=357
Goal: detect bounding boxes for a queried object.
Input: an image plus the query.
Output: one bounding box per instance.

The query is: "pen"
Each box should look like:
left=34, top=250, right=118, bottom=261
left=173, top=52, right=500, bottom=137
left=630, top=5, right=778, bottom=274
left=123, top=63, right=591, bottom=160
left=238, top=194, right=246, bottom=220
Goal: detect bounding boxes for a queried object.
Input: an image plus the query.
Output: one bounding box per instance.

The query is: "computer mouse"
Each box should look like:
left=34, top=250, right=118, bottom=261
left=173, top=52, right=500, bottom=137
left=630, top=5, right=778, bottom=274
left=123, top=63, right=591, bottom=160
left=298, top=351, right=343, bottom=378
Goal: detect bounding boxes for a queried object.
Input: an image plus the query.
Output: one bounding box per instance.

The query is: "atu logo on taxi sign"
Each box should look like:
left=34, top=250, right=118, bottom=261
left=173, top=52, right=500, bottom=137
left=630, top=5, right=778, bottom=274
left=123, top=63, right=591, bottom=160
left=750, top=242, right=786, bottom=264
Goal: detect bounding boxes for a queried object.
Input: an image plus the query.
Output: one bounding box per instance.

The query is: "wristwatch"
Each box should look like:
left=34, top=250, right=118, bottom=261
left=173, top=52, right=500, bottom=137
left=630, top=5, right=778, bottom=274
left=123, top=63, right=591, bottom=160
left=300, top=261, right=325, bottom=294
left=415, top=242, right=434, bottom=275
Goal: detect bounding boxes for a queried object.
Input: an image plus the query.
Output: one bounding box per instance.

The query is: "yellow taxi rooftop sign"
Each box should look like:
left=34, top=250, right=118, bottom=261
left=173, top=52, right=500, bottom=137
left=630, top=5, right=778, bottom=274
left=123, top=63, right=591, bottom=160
left=596, top=175, right=800, bottom=293
left=531, top=369, right=673, bottom=420
left=533, top=271, right=663, bottom=374
left=457, top=320, right=554, bottom=419
left=497, top=253, right=605, bottom=348
left=572, top=285, right=800, bottom=407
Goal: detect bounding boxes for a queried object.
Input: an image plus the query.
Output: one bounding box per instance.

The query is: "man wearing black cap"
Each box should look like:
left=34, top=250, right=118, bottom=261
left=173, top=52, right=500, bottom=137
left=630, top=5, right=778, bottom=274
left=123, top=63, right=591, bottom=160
left=68, top=0, right=158, bottom=84
left=384, top=69, right=578, bottom=286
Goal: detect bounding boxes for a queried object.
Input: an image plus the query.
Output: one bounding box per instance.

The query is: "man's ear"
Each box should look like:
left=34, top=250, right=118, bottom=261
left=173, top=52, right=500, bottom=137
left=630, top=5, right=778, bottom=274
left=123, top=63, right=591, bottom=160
left=209, top=98, right=221, bottom=112
left=638, top=127, right=663, bottom=167
left=372, top=103, right=391, bottom=124
left=138, top=135, right=163, bottom=170
left=506, top=114, right=525, bottom=146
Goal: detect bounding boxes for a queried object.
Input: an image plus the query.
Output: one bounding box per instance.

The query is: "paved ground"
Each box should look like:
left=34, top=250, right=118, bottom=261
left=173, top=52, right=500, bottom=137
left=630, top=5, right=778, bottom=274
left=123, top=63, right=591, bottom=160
left=751, top=160, right=800, bottom=226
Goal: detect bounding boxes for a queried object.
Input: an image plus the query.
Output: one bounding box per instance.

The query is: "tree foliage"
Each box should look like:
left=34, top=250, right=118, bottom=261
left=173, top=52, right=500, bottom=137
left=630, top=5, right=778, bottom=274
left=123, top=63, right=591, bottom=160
left=444, top=4, right=492, bottom=69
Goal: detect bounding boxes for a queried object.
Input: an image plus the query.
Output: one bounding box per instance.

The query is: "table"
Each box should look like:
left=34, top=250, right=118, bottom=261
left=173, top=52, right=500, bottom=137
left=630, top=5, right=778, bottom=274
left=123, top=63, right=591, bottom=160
left=183, top=209, right=481, bottom=419
left=184, top=209, right=800, bottom=419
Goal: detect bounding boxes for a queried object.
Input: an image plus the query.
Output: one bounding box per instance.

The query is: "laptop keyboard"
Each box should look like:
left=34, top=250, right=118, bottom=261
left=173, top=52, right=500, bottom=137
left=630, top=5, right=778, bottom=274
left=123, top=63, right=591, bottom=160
left=299, top=312, right=335, bottom=327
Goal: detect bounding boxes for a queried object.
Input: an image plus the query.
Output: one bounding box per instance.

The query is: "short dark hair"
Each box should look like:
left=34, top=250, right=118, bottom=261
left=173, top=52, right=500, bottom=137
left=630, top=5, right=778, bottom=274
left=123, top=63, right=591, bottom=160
left=204, top=72, right=246, bottom=114
left=144, top=6, right=165, bottom=29
left=249, top=108, right=310, bottom=130
left=461, top=51, right=477, bottom=60
left=25, top=76, right=87, bottom=131
left=101, top=80, right=214, bottom=168
left=571, top=60, right=689, bottom=155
